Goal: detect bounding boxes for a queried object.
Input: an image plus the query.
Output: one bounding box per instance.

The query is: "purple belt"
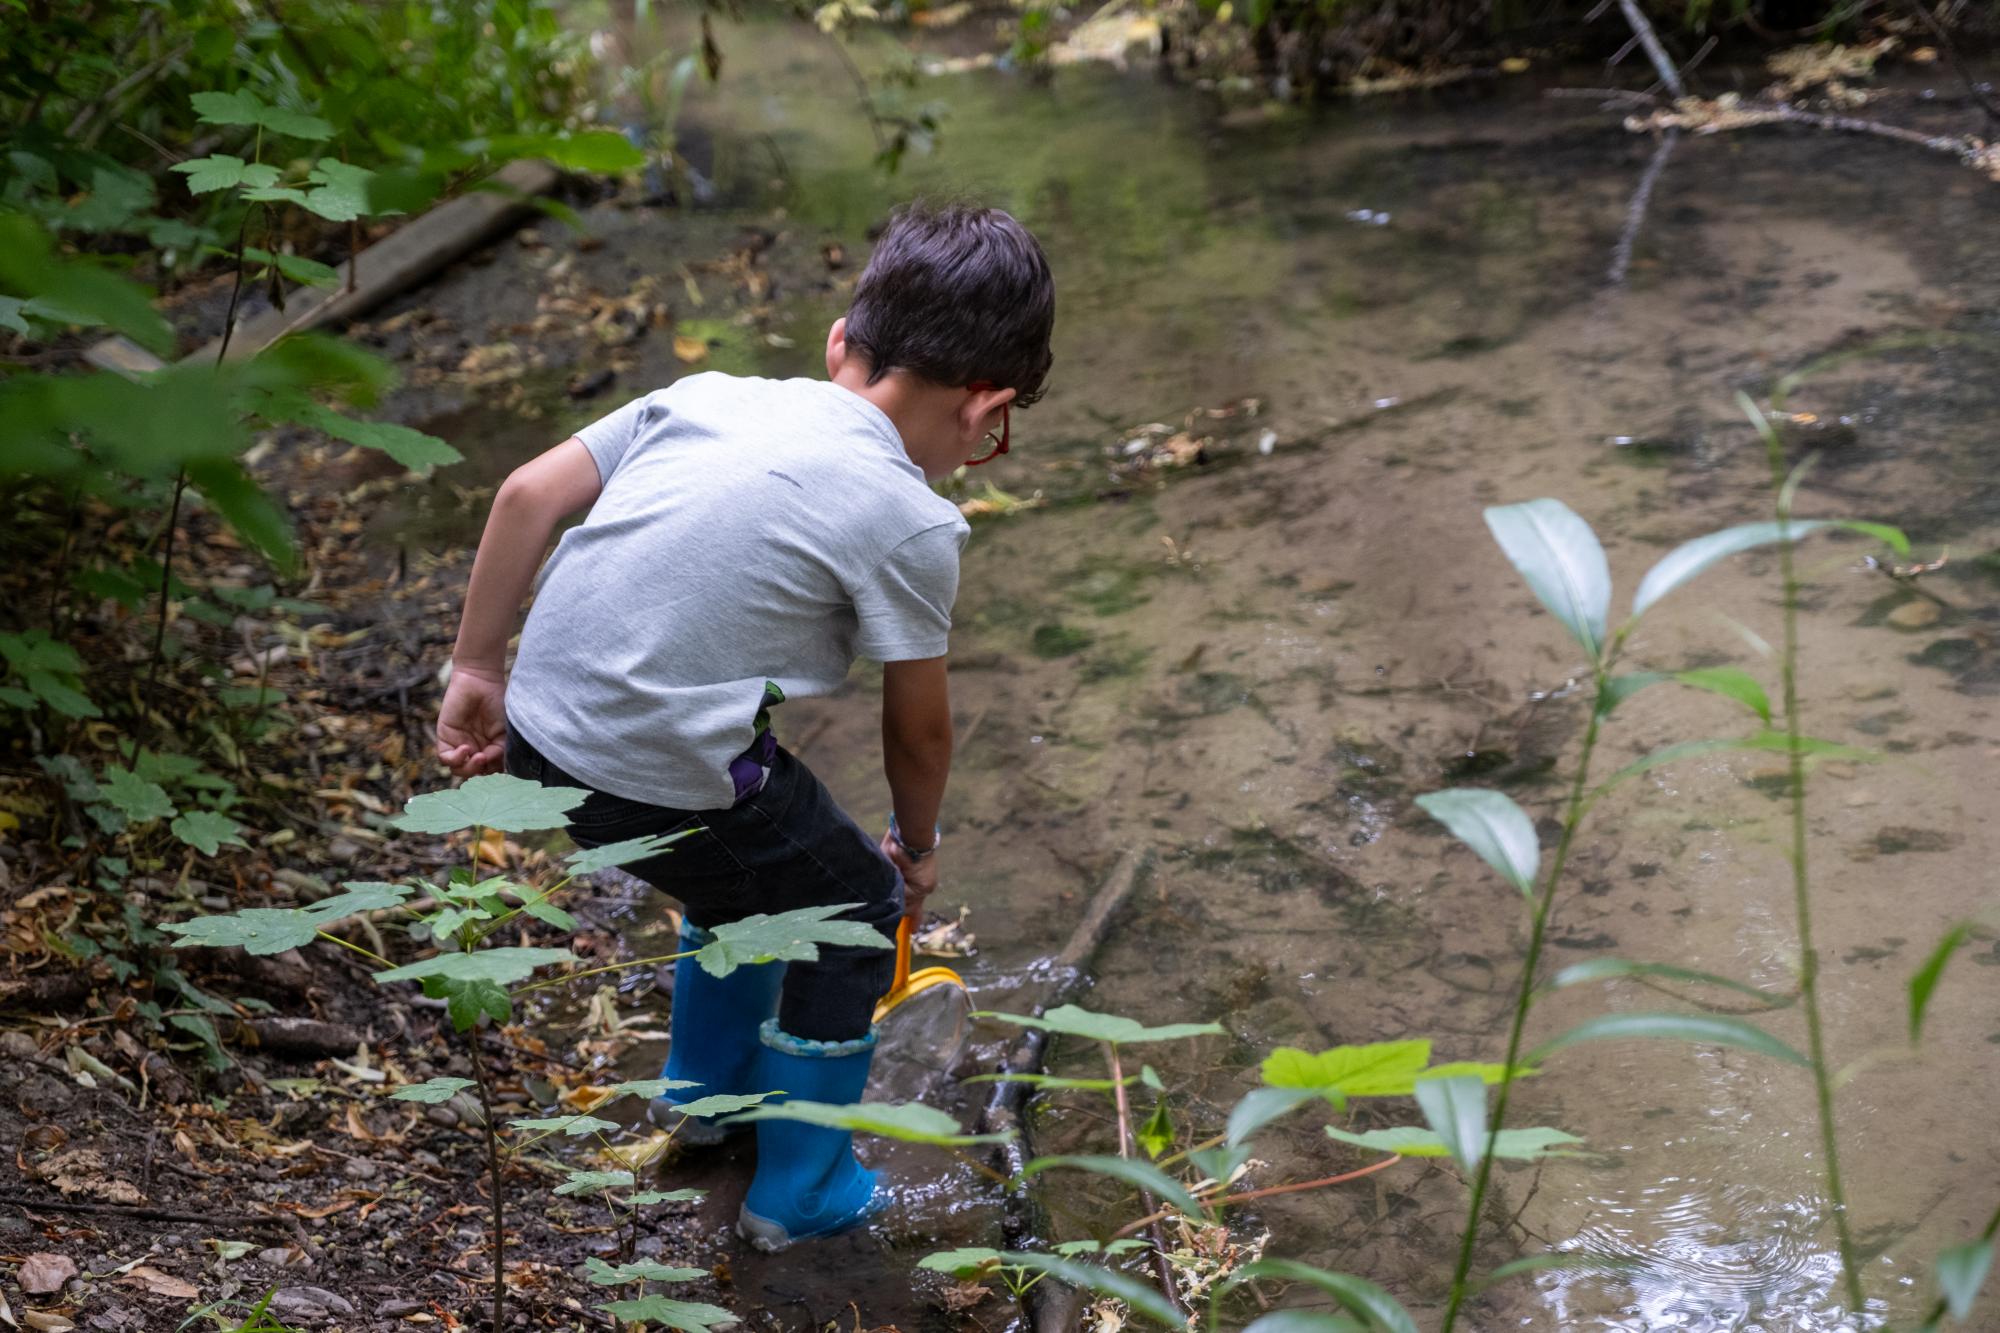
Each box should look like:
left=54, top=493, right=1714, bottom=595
left=727, top=728, right=778, bottom=804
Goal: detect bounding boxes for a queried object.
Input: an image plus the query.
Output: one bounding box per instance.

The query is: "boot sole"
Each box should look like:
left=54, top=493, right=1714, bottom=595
left=735, top=1190, right=885, bottom=1252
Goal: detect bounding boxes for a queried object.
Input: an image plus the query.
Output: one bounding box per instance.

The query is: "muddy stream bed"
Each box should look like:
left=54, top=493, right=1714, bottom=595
left=355, top=24, right=2000, bottom=1331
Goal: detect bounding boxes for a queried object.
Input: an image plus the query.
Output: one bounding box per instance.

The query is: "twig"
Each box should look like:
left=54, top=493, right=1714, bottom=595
left=1111, top=1155, right=1405, bottom=1238
left=1615, top=0, right=1687, bottom=99
left=466, top=1032, right=508, bottom=1332
left=1607, top=128, right=1678, bottom=286
left=1900, top=0, right=2000, bottom=127
left=1106, top=1041, right=1188, bottom=1321
left=0, top=1193, right=298, bottom=1229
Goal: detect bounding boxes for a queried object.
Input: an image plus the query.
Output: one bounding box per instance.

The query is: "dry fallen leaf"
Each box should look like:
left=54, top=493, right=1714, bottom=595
left=22, top=1311, right=76, bottom=1332
left=35, top=1148, right=143, bottom=1204
left=119, top=1265, right=199, bottom=1300
left=672, top=334, right=709, bottom=365
left=18, top=1253, right=76, bottom=1296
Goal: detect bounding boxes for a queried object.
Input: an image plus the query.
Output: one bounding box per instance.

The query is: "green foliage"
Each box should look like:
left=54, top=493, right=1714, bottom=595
left=1019, top=1153, right=1209, bottom=1218
left=565, top=832, right=694, bottom=876
left=1936, top=1239, right=1994, bottom=1321
left=1226, top=1260, right=1417, bottom=1333
left=170, top=810, right=247, bottom=855
left=596, top=1296, right=738, bottom=1332
left=1549, top=958, right=1786, bottom=1007
left=584, top=1258, right=708, bottom=1285
left=375, top=945, right=578, bottom=986
left=694, top=905, right=896, bottom=977
left=975, top=1003, right=1227, bottom=1045
left=1528, top=1012, right=1808, bottom=1068
left=1483, top=499, right=1612, bottom=659
left=984, top=1251, right=1185, bottom=1326
left=1414, top=790, right=1538, bottom=896
left=1600, top=667, right=1771, bottom=722
left=1412, top=1075, right=1487, bottom=1172
left=1328, top=1123, right=1584, bottom=1161
left=1909, top=923, right=1976, bottom=1043
left=509, top=1114, right=620, bottom=1138
left=390, top=1077, right=477, bottom=1104
left=393, top=774, right=589, bottom=835
left=555, top=1170, right=636, bottom=1197
left=0, top=631, right=99, bottom=718
left=163, top=907, right=320, bottom=956
left=741, top=1099, right=1007, bottom=1146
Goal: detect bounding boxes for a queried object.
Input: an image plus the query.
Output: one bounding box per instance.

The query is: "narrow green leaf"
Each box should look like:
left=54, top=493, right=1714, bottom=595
left=1671, top=667, right=1772, bottom=722
left=1414, top=789, right=1539, bottom=896
left=1226, top=1259, right=1418, bottom=1333
left=520, top=897, right=577, bottom=932
left=1484, top=499, right=1612, bottom=660
left=390, top=1077, right=475, bottom=1104
left=1594, top=730, right=1874, bottom=797
left=1326, top=1124, right=1582, bottom=1161
left=1018, top=1154, right=1207, bottom=1219
left=1228, top=1086, right=1336, bottom=1146
left=393, top=774, right=587, bottom=834
left=1137, top=1101, right=1174, bottom=1158
left=1529, top=1012, right=1808, bottom=1067
left=739, top=1099, right=1007, bottom=1145
left=1479, top=1251, right=1647, bottom=1287
left=1242, top=1314, right=1367, bottom=1333
left=292, top=404, right=461, bottom=473
left=1631, top=519, right=1879, bottom=618
left=1550, top=958, right=1787, bottom=1007
left=1910, top=923, right=1975, bottom=1043
left=989, top=1252, right=1184, bottom=1327
left=975, top=1003, right=1225, bottom=1045
left=1413, top=1075, right=1487, bottom=1172
left=627, top=1188, right=705, bottom=1206
left=1938, top=1239, right=1994, bottom=1320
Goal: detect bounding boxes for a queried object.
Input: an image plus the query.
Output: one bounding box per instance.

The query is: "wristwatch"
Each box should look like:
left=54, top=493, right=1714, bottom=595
left=889, top=817, right=941, bottom=862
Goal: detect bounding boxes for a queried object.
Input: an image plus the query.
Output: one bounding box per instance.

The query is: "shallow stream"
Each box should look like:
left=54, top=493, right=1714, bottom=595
left=402, top=23, right=2000, bottom=1330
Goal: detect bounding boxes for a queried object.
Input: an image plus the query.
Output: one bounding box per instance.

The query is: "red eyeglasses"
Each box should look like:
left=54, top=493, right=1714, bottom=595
left=964, top=381, right=1010, bottom=467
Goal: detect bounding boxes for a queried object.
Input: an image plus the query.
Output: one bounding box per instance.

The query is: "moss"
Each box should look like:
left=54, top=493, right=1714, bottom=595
left=1031, top=623, right=1094, bottom=658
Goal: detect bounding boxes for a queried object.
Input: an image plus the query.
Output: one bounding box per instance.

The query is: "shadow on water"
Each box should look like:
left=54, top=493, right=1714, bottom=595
left=432, top=15, right=2000, bottom=1328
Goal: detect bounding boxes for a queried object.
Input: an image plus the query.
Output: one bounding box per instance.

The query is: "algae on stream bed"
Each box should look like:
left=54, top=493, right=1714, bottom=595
left=366, top=18, right=2000, bottom=1329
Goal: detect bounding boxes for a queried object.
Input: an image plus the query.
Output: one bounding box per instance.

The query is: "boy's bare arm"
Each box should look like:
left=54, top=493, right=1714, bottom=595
left=880, top=656, right=952, bottom=916
left=436, top=439, right=603, bottom=776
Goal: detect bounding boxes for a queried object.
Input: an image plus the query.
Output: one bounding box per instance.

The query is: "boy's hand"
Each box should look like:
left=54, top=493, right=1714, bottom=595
left=437, top=664, right=508, bottom=777
left=880, top=830, right=939, bottom=921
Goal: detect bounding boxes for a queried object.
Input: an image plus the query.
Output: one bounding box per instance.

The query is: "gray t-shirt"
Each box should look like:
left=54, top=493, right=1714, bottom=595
left=506, top=373, right=969, bottom=808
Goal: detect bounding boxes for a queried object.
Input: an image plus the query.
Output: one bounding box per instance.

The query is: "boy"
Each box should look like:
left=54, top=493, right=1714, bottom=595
left=431, top=203, right=1055, bottom=1250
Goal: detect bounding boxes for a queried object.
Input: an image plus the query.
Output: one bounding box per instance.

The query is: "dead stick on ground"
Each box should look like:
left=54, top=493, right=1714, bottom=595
left=0, top=1194, right=300, bottom=1229
left=1106, top=1040, right=1188, bottom=1321
left=1607, top=128, right=1679, bottom=285
left=1615, top=0, right=1686, bottom=99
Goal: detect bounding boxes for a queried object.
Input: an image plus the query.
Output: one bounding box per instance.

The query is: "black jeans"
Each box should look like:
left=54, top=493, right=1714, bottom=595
left=504, top=727, right=902, bottom=1042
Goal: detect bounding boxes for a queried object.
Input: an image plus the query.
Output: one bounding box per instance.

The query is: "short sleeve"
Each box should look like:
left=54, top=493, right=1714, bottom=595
left=852, top=522, right=968, bottom=662
left=572, top=392, right=663, bottom=481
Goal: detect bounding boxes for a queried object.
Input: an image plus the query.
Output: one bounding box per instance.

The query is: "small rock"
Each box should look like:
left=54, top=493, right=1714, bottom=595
left=0, top=1030, right=40, bottom=1059
left=342, top=1158, right=379, bottom=1181
left=324, top=837, right=365, bottom=864
left=376, top=1299, right=424, bottom=1317
left=1886, top=599, right=1941, bottom=630
left=424, top=1105, right=459, bottom=1128
left=566, top=367, right=617, bottom=400
left=271, top=1286, right=356, bottom=1320
left=21, top=1251, right=78, bottom=1295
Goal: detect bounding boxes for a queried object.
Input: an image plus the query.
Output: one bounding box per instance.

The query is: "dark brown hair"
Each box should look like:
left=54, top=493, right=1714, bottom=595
left=842, top=201, right=1055, bottom=407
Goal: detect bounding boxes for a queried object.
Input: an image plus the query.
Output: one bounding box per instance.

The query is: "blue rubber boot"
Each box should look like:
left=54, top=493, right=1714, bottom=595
left=647, top=923, right=785, bottom=1146
left=736, top=1020, right=882, bottom=1251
